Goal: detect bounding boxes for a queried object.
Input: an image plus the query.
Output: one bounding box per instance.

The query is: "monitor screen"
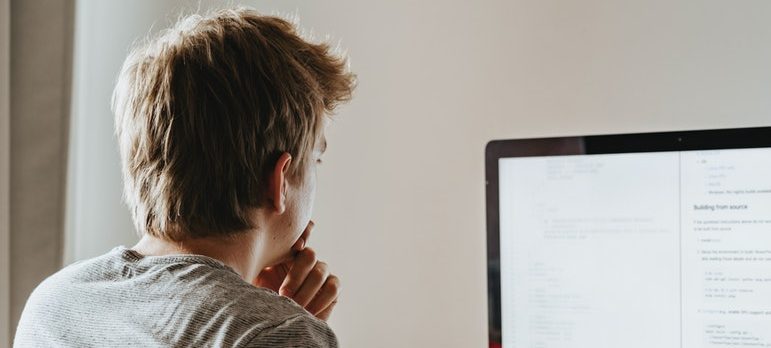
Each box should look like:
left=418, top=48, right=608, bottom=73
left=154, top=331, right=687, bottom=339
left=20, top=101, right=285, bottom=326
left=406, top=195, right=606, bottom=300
left=486, top=127, right=771, bottom=348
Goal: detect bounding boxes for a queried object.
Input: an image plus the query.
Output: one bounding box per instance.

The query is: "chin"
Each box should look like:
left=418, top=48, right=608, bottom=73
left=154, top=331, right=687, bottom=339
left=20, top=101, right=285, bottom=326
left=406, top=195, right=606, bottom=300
left=268, top=247, right=295, bottom=267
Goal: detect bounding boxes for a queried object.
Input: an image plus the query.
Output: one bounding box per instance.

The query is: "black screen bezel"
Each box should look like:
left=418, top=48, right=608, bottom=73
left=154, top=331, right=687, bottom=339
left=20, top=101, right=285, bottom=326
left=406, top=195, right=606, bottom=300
left=485, top=126, right=771, bottom=347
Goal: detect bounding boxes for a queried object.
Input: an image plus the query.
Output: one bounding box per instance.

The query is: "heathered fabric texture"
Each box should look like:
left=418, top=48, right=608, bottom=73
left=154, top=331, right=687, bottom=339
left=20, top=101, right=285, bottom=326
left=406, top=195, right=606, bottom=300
left=14, top=246, right=338, bottom=348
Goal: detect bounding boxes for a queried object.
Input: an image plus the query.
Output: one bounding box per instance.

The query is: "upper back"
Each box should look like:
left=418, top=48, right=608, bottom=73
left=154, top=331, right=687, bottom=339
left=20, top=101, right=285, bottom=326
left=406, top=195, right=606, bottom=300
left=13, top=247, right=337, bottom=348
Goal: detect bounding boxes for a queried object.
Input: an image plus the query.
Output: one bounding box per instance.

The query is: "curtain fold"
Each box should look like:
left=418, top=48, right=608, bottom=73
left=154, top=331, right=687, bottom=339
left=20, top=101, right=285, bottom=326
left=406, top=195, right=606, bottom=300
left=1, top=0, right=11, bottom=345
left=9, top=0, right=75, bottom=338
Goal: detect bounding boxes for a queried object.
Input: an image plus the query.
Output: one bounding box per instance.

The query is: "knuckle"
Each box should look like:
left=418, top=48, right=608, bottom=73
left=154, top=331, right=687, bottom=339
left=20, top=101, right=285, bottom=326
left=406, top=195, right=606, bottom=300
left=312, top=264, right=328, bottom=278
left=278, top=285, right=293, bottom=295
left=316, top=261, right=328, bottom=274
left=327, top=275, right=341, bottom=294
left=330, top=284, right=340, bottom=296
left=328, top=274, right=340, bottom=285
left=302, top=247, right=317, bottom=261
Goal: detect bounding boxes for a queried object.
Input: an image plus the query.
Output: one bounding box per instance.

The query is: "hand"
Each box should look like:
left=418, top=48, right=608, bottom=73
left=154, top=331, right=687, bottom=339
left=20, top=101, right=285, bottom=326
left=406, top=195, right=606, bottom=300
left=253, top=221, right=341, bottom=321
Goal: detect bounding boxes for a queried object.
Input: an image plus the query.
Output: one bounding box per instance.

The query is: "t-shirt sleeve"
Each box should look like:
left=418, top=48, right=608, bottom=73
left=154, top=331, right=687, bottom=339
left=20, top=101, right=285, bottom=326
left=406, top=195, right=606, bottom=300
left=244, top=314, right=338, bottom=348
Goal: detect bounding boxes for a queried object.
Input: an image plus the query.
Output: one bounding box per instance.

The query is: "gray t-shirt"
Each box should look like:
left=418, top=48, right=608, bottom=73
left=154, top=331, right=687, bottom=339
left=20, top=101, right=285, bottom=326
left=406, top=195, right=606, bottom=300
left=14, top=246, right=338, bottom=348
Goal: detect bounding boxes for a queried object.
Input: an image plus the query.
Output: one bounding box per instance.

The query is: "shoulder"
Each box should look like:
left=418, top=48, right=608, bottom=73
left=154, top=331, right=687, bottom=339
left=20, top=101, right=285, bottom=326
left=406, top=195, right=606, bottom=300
left=208, top=275, right=311, bottom=323
left=241, top=313, right=338, bottom=348
left=169, top=269, right=338, bottom=347
left=18, top=248, right=338, bottom=347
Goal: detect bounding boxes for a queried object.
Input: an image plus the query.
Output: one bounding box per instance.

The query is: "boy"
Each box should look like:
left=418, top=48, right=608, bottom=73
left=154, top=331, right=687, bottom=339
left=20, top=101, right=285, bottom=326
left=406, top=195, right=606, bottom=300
left=15, top=7, right=355, bottom=347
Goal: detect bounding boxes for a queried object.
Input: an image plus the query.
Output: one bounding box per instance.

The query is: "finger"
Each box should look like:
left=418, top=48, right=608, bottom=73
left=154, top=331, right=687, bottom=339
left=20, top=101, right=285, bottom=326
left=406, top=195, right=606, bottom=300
left=305, top=274, right=340, bottom=315
left=277, top=262, right=291, bottom=275
left=302, top=220, right=314, bottom=242
left=279, top=247, right=317, bottom=297
left=252, top=266, right=281, bottom=289
left=252, top=261, right=291, bottom=290
left=293, top=220, right=315, bottom=252
left=293, top=261, right=329, bottom=307
left=316, top=299, right=338, bottom=322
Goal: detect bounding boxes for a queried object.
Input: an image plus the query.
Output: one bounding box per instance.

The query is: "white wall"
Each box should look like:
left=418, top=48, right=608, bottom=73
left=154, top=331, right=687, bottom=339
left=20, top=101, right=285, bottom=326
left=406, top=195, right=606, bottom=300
left=67, top=0, right=771, bottom=347
left=0, top=0, right=10, bottom=345
left=65, top=1, right=180, bottom=263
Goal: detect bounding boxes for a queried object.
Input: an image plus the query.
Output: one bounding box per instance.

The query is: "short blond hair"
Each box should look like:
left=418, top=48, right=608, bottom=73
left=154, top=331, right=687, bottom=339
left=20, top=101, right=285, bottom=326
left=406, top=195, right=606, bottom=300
left=112, top=8, right=355, bottom=240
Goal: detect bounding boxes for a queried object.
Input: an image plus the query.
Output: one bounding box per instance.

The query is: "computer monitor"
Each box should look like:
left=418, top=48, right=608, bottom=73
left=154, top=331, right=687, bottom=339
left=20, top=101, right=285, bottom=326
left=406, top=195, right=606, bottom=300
left=485, top=127, right=771, bottom=348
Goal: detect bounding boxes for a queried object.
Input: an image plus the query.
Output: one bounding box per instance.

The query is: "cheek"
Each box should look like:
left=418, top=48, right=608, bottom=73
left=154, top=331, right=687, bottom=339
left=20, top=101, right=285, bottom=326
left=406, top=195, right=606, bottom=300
left=289, top=172, right=317, bottom=234
left=305, top=169, right=318, bottom=216
left=290, top=174, right=316, bottom=238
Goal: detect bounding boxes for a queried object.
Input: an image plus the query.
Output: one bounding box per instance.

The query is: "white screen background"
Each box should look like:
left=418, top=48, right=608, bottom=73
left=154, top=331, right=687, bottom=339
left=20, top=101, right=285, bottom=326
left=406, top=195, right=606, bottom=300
left=499, top=148, right=771, bottom=348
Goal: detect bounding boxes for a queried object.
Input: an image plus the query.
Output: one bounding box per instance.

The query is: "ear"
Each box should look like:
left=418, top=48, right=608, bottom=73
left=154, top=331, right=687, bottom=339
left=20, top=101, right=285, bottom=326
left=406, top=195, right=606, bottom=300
left=268, top=152, right=292, bottom=214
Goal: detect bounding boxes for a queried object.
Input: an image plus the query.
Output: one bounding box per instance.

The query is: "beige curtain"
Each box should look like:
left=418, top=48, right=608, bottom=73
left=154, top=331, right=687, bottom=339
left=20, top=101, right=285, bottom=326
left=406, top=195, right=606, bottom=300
left=1, top=0, right=11, bottom=345
left=8, top=0, right=74, bottom=339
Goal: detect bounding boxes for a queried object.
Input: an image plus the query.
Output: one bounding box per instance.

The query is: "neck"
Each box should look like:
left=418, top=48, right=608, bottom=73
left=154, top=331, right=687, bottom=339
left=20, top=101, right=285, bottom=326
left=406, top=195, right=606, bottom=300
left=130, top=231, right=266, bottom=281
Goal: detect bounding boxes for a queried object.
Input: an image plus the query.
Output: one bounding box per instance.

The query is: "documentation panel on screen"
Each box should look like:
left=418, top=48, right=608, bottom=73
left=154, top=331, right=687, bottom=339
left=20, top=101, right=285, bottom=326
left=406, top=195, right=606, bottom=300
left=498, top=148, right=771, bottom=347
